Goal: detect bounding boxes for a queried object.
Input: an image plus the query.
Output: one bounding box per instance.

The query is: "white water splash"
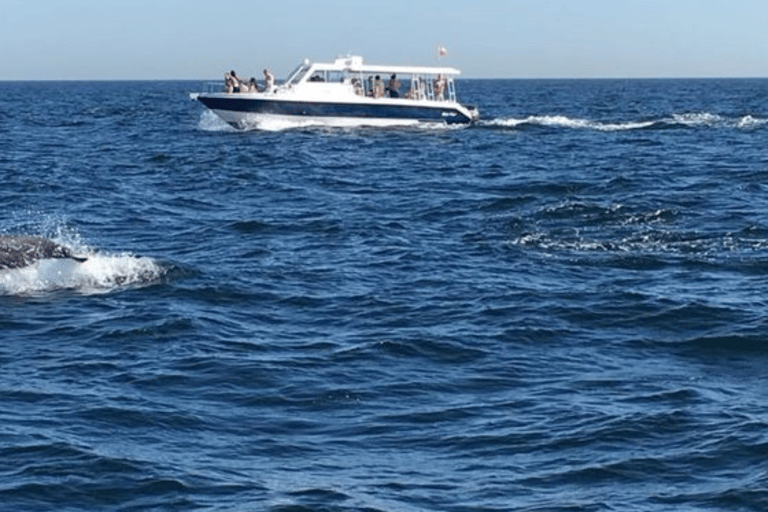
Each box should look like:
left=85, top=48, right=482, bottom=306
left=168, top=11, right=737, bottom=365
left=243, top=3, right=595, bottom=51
left=0, top=228, right=167, bottom=296
left=0, top=253, right=165, bottom=295
left=197, top=109, right=236, bottom=132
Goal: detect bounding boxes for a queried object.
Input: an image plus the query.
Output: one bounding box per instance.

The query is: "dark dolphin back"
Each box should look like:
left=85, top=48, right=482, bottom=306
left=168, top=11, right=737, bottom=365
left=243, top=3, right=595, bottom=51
left=0, top=235, right=87, bottom=270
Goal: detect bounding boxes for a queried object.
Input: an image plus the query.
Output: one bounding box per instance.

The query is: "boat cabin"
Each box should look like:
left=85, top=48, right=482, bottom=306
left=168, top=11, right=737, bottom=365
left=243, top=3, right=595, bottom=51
left=282, top=56, right=461, bottom=102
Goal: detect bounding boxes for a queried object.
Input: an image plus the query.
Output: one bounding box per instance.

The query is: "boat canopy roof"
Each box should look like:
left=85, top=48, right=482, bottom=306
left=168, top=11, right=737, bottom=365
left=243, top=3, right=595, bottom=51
left=307, top=56, right=461, bottom=77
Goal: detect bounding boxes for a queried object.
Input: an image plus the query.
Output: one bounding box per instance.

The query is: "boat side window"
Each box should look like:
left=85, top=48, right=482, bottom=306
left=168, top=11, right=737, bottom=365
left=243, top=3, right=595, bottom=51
left=308, top=70, right=345, bottom=84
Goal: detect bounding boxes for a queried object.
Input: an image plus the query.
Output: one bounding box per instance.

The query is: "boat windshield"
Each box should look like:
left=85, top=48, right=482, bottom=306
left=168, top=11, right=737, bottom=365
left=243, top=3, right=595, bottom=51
left=284, top=62, right=311, bottom=87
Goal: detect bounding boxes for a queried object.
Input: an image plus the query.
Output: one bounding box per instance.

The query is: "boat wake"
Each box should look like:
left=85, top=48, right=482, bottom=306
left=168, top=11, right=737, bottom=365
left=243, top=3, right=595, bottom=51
left=199, top=109, right=767, bottom=133
left=482, top=112, right=768, bottom=132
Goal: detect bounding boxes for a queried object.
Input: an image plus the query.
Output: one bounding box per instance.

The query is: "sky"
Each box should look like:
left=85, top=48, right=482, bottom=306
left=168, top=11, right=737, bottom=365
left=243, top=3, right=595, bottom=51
left=1, top=0, right=767, bottom=80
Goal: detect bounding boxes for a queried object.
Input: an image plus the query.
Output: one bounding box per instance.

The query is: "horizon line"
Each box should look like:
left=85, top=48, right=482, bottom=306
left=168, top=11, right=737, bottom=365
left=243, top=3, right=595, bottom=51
left=1, top=75, right=766, bottom=83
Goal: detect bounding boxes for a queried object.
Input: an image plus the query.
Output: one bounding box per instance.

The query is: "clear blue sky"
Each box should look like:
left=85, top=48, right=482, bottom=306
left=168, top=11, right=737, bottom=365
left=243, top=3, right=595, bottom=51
left=1, top=0, right=766, bottom=80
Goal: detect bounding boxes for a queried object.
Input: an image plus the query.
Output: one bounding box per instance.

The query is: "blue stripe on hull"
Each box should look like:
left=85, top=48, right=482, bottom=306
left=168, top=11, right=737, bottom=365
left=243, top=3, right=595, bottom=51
left=197, top=96, right=471, bottom=124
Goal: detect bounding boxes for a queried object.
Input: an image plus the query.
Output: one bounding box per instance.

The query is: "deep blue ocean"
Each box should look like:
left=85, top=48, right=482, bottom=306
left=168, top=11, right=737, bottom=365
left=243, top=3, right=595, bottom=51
left=1, top=78, right=768, bottom=511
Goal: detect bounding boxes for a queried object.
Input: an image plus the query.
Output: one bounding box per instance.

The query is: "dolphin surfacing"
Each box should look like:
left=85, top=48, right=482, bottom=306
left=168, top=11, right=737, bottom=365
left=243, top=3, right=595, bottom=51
left=0, top=235, right=88, bottom=270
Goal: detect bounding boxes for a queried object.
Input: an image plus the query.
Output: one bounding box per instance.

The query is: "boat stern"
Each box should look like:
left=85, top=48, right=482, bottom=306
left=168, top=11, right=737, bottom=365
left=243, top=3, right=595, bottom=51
left=465, top=105, right=480, bottom=124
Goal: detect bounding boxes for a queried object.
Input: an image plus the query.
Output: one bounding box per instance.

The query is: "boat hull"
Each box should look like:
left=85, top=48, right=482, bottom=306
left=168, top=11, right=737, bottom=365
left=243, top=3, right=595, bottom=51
left=197, top=94, right=477, bottom=129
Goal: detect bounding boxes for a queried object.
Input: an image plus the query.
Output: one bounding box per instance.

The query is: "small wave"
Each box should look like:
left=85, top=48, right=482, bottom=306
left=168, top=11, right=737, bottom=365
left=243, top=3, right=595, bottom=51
left=506, top=220, right=768, bottom=262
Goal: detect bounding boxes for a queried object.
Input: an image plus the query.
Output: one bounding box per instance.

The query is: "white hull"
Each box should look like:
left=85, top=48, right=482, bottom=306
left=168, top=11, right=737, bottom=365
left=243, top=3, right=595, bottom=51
left=211, top=109, right=440, bottom=130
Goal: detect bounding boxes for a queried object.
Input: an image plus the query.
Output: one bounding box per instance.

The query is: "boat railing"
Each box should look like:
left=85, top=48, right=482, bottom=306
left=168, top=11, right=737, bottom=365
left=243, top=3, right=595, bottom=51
left=447, top=79, right=457, bottom=103
left=203, top=82, right=224, bottom=93
left=200, top=71, right=459, bottom=102
left=426, top=79, right=435, bottom=101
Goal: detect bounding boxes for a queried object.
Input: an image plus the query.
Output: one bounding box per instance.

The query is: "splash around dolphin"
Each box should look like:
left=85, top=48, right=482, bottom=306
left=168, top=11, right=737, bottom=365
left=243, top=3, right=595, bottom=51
left=0, top=235, right=88, bottom=271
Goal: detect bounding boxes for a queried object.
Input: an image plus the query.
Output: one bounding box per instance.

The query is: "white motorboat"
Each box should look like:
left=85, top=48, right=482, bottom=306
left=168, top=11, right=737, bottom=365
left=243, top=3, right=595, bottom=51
left=194, top=55, right=479, bottom=129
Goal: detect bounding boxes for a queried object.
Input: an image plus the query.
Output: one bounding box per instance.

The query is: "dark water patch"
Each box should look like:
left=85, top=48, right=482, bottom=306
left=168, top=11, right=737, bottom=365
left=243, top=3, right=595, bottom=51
left=683, top=333, right=768, bottom=353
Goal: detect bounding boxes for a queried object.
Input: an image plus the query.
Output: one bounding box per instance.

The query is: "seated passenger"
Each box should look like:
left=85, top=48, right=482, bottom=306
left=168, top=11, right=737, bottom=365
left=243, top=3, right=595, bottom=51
left=352, top=78, right=363, bottom=96
left=247, top=77, right=259, bottom=92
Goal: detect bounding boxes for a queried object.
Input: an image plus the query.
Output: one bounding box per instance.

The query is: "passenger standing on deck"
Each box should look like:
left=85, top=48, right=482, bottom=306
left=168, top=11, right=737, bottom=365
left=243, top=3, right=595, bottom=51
left=434, top=74, right=446, bottom=100
left=386, top=73, right=400, bottom=98
left=373, top=75, right=384, bottom=98
left=264, top=69, right=275, bottom=92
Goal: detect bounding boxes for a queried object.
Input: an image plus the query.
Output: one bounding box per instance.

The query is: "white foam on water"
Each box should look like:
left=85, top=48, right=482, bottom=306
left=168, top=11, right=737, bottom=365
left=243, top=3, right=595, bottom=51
left=0, top=228, right=167, bottom=296
left=670, top=112, right=724, bottom=127
left=197, top=110, right=236, bottom=132
left=484, top=112, right=768, bottom=132
left=736, top=115, right=768, bottom=129
left=0, top=252, right=165, bottom=296
left=483, top=115, right=656, bottom=131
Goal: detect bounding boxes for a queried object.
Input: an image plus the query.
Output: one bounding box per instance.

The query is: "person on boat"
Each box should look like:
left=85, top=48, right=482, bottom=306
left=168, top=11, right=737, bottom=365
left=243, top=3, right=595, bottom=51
left=264, top=68, right=275, bottom=92
left=223, top=71, right=236, bottom=93
left=386, top=74, right=400, bottom=98
left=352, top=78, right=364, bottom=96
left=246, top=77, right=259, bottom=92
left=434, top=75, right=446, bottom=101
left=373, top=75, right=384, bottom=98
left=229, top=70, right=244, bottom=93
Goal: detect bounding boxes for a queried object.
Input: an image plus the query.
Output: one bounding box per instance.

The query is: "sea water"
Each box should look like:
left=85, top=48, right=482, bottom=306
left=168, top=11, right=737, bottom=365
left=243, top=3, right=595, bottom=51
left=1, top=79, right=767, bottom=511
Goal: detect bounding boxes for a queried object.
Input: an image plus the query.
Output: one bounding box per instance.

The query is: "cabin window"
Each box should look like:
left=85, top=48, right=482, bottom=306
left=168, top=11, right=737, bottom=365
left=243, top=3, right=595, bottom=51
left=308, top=70, right=346, bottom=83
left=308, top=71, right=326, bottom=82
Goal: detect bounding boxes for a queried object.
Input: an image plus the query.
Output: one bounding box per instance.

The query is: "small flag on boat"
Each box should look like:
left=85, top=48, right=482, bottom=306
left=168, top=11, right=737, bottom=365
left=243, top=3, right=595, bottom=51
left=437, top=46, right=448, bottom=57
